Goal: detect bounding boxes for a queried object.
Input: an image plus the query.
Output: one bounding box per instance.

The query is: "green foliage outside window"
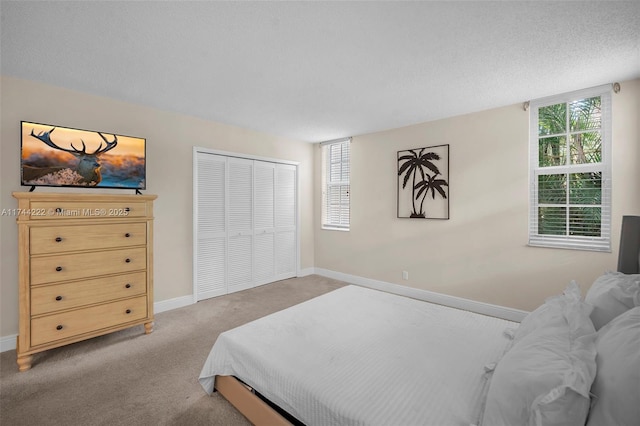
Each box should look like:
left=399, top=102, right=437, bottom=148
left=537, top=97, right=602, bottom=237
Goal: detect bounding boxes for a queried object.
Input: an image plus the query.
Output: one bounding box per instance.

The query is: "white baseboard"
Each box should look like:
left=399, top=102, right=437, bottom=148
left=154, top=295, right=195, bottom=314
left=314, top=268, right=528, bottom=322
left=297, top=267, right=315, bottom=277
left=0, top=334, right=17, bottom=353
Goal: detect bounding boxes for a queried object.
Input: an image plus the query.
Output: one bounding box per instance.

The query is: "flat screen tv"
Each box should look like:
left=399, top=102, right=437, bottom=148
left=21, top=121, right=146, bottom=190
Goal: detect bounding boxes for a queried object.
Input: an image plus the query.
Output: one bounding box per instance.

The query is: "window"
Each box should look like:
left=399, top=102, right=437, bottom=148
left=321, top=138, right=351, bottom=230
left=529, top=85, right=612, bottom=251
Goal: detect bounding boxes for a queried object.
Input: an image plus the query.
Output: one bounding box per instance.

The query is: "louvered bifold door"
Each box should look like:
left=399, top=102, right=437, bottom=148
left=227, top=157, right=254, bottom=293
left=275, top=164, right=297, bottom=280
left=195, top=151, right=298, bottom=300
left=253, top=161, right=276, bottom=285
left=195, top=153, right=227, bottom=301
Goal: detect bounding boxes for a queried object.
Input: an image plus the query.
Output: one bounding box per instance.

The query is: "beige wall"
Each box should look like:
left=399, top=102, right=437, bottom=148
left=2, top=76, right=637, bottom=338
left=0, top=76, right=315, bottom=337
left=315, top=79, right=640, bottom=312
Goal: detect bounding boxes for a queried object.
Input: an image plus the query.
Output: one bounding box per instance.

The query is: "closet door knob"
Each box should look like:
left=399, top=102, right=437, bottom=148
left=125, top=258, right=131, bottom=263
left=124, top=207, right=131, bottom=212
left=55, top=237, right=63, bottom=242
left=125, top=233, right=131, bottom=238
left=55, top=207, right=62, bottom=213
left=55, top=266, right=63, bottom=272
left=56, top=325, right=63, bottom=331
left=125, top=283, right=131, bottom=289
left=126, top=309, right=132, bottom=314
left=55, top=296, right=63, bottom=301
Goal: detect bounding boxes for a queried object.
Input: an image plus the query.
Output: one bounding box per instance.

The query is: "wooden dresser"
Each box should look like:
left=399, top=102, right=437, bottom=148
left=12, top=192, right=157, bottom=371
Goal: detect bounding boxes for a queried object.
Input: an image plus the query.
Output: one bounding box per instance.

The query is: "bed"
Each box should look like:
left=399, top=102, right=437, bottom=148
left=199, top=216, right=640, bottom=426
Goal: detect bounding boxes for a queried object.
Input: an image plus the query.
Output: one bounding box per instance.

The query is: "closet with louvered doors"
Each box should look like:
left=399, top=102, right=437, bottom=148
left=194, top=149, right=298, bottom=301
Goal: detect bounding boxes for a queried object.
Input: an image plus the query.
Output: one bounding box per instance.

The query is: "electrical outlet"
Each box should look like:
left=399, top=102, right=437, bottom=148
left=402, top=271, right=409, bottom=280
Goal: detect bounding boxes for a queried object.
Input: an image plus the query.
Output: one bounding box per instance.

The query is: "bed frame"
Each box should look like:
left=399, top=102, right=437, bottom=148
left=214, top=375, right=293, bottom=425
left=213, top=215, right=640, bottom=426
left=618, top=215, right=640, bottom=274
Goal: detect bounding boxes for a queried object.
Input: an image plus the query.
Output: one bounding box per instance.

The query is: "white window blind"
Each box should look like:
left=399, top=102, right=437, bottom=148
left=529, top=85, right=612, bottom=252
left=322, top=138, right=351, bottom=230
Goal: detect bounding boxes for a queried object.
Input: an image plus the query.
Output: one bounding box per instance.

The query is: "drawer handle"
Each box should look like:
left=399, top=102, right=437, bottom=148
left=125, top=233, right=131, bottom=238
left=125, top=258, right=131, bottom=263
left=126, top=309, right=132, bottom=314
left=56, top=325, right=63, bottom=331
left=125, top=283, right=132, bottom=289
left=55, top=237, right=63, bottom=243
left=55, top=295, right=63, bottom=301
left=55, top=266, right=63, bottom=272
left=124, top=207, right=131, bottom=212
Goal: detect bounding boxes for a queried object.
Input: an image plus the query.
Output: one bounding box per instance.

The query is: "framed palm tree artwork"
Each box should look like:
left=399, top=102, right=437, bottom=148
left=397, top=144, right=449, bottom=219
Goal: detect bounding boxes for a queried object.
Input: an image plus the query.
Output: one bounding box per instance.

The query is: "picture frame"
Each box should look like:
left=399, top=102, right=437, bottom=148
left=397, top=144, right=449, bottom=219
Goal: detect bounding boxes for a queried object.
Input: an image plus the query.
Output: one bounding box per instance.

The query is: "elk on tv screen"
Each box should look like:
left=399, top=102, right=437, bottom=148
left=21, top=121, right=146, bottom=190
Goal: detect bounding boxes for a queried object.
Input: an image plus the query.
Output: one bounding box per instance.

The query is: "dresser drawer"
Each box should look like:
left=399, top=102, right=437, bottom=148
left=28, top=201, right=147, bottom=220
left=31, top=271, right=146, bottom=315
left=31, top=247, right=147, bottom=285
left=31, top=295, right=148, bottom=347
left=31, top=223, right=147, bottom=255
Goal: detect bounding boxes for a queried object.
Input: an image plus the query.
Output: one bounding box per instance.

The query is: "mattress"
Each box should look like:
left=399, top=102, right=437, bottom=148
left=199, top=285, right=516, bottom=426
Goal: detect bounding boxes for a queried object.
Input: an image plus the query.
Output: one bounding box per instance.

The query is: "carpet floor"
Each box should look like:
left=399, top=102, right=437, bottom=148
left=0, top=275, right=345, bottom=426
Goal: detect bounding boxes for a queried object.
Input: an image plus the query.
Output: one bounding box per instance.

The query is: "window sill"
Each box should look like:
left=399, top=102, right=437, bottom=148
left=527, top=239, right=611, bottom=253
left=322, top=226, right=349, bottom=232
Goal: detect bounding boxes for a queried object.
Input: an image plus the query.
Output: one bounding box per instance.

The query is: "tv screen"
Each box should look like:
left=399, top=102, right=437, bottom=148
left=21, top=121, right=146, bottom=190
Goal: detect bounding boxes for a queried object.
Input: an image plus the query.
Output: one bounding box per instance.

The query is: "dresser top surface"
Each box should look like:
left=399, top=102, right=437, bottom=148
left=12, top=192, right=157, bottom=202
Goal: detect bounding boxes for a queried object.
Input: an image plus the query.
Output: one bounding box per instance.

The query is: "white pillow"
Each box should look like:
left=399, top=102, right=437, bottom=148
left=514, top=281, right=592, bottom=342
left=585, top=271, right=640, bottom=330
left=586, top=307, right=640, bottom=426
left=482, top=282, right=597, bottom=426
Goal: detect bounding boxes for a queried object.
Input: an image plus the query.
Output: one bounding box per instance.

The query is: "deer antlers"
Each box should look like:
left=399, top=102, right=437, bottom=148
left=30, top=127, right=118, bottom=156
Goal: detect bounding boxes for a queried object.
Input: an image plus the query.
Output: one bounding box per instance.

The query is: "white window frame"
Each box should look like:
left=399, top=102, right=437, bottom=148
left=528, top=85, right=612, bottom=252
left=321, top=137, right=351, bottom=231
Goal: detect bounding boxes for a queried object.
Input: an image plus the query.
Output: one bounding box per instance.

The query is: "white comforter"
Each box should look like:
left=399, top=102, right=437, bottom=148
left=199, top=285, right=515, bottom=426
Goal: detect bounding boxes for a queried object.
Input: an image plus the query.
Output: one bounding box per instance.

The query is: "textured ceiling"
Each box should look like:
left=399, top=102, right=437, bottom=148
left=1, top=1, right=639, bottom=142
